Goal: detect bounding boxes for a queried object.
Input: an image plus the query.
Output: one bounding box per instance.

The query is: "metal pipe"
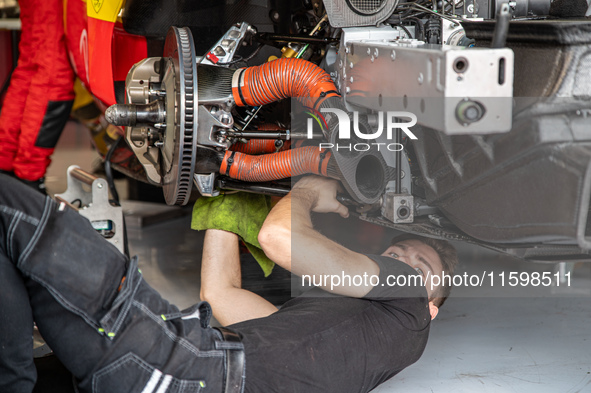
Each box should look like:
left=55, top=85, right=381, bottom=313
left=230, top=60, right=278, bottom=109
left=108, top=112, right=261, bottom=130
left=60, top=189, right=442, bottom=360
left=395, top=128, right=402, bottom=194
left=412, top=2, right=463, bottom=22
left=491, top=3, right=511, bottom=48
left=217, top=179, right=290, bottom=197
left=227, top=130, right=323, bottom=140
left=256, top=33, right=338, bottom=46
left=69, top=167, right=97, bottom=186
left=228, top=131, right=288, bottom=139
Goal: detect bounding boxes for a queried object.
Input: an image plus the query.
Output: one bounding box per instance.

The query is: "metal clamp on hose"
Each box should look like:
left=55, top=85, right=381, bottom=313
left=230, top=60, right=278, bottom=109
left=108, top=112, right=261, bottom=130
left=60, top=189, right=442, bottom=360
left=215, top=327, right=245, bottom=393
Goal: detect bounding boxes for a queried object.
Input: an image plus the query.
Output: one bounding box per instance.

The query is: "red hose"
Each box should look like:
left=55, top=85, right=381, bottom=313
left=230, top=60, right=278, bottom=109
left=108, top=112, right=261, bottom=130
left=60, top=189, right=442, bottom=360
left=220, top=147, right=332, bottom=182
left=231, top=139, right=278, bottom=154
left=232, top=58, right=339, bottom=110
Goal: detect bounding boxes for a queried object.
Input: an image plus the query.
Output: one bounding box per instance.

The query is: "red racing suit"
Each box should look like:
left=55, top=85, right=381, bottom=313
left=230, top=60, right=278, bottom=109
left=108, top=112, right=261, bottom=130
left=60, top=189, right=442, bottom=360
left=0, top=0, right=75, bottom=181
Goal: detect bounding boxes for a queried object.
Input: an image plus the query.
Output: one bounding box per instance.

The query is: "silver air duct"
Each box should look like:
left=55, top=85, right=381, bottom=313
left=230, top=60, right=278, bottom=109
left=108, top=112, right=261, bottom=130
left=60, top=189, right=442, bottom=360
left=323, top=0, right=400, bottom=28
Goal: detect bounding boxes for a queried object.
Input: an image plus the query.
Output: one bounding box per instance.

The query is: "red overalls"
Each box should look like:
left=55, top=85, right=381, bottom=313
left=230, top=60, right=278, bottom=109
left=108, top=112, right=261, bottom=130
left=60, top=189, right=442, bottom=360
left=0, top=0, right=75, bottom=181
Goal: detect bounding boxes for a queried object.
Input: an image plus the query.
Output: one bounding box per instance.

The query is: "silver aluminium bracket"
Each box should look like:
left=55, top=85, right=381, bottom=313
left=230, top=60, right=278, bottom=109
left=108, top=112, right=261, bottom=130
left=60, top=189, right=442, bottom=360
left=193, top=173, right=220, bottom=197
left=382, top=193, right=414, bottom=224
left=338, top=27, right=514, bottom=135
left=200, top=22, right=257, bottom=65
left=54, top=166, right=125, bottom=254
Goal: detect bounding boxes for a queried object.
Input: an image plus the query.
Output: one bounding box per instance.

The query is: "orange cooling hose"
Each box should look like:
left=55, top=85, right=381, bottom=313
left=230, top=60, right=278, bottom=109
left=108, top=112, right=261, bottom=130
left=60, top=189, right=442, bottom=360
left=220, top=147, right=332, bottom=182
left=230, top=139, right=291, bottom=154
left=231, top=58, right=340, bottom=110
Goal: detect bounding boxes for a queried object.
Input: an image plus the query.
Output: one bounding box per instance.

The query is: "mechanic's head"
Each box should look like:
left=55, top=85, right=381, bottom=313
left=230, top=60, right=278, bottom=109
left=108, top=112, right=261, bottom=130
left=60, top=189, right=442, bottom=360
left=381, top=234, right=458, bottom=319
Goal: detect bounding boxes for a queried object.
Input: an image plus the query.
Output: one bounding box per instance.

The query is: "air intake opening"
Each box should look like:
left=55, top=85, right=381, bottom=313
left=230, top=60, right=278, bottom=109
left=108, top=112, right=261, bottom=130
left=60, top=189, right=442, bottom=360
left=355, top=155, right=385, bottom=200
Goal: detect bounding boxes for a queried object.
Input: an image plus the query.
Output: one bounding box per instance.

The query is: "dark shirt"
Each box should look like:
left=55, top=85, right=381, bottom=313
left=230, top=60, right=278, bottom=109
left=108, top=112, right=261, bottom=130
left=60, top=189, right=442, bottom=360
left=229, top=255, right=431, bottom=393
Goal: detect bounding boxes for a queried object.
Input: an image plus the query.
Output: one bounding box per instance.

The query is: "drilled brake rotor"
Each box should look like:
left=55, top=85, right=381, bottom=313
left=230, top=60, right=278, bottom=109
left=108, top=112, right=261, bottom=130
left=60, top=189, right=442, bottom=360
left=160, top=26, right=198, bottom=206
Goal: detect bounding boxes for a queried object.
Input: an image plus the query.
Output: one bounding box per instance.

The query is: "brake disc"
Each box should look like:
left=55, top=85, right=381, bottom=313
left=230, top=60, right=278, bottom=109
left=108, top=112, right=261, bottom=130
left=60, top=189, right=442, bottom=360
left=160, top=26, right=198, bottom=205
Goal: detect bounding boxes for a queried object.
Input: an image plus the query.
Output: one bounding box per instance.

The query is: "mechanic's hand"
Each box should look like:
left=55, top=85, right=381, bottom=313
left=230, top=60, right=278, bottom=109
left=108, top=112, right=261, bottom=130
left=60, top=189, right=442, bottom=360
left=292, top=176, right=349, bottom=218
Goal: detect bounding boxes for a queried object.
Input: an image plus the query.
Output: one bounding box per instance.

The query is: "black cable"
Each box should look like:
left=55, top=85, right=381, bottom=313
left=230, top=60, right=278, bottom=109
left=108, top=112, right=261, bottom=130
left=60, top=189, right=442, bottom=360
left=217, top=44, right=264, bottom=66
left=398, top=24, right=413, bottom=39
left=104, top=136, right=121, bottom=206
left=386, top=17, right=415, bottom=39
left=405, top=16, right=425, bottom=41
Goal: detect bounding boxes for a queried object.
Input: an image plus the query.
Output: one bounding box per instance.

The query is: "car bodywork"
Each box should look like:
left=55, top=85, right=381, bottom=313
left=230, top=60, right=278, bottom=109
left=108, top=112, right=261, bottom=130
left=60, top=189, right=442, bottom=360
left=64, top=0, right=591, bottom=263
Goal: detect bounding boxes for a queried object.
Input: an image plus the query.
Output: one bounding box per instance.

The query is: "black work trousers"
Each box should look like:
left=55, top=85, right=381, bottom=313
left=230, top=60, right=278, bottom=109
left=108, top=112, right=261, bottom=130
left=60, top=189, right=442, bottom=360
left=0, top=174, right=239, bottom=393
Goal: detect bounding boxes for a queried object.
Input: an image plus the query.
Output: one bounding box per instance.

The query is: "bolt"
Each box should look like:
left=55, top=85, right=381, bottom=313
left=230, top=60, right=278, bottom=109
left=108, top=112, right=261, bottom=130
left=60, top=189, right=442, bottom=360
left=374, top=48, right=379, bottom=58
left=367, top=48, right=371, bottom=56
left=391, top=50, right=396, bottom=61
left=418, top=73, right=424, bottom=85
left=346, top=87, right=351, bottom=94
left=349, top=62, right=354, bottom=69
left=97, top=183, right=103, bottom=189
left=467, top=4, right=474, bottom=13
left=400, top=199, right=406, bottom=205
left=154, top=141, right=164, bottom=147
left=150, top=90, right=166, bottom=97
left=350, top=76, right=354, bottom=83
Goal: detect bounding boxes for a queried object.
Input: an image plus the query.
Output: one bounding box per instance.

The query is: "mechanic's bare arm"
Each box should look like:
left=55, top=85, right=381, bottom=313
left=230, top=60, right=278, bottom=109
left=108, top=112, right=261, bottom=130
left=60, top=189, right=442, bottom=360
left=258, top=176, right=380, bottom=298
left=200, top=229, right=278, bottom=326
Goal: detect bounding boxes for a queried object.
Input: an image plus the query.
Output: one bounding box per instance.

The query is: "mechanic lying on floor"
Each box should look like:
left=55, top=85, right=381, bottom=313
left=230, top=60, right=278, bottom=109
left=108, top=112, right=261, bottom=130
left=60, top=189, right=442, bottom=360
left=0, top=174, right=457, bottom=393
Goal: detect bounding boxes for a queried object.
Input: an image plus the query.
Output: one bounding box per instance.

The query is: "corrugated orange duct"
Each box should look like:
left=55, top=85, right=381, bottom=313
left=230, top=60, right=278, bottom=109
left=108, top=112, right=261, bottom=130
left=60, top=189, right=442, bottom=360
left=231, top=58, right=340, bottom=110
left=220, top=147, right=332, bottom=182
left=224, top=59, right=339, bottom=182
left=230, top=139, right=285, bottom=154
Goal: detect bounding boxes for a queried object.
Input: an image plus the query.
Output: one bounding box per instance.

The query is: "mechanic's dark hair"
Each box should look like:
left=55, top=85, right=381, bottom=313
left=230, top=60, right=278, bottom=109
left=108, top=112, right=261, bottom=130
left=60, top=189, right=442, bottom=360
left=390, top=234, right=458, bottom=308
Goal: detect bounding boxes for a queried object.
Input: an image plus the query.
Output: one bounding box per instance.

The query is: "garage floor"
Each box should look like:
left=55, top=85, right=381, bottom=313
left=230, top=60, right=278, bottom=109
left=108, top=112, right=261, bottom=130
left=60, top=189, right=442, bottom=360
left=38, top=122, right=591, bottom=392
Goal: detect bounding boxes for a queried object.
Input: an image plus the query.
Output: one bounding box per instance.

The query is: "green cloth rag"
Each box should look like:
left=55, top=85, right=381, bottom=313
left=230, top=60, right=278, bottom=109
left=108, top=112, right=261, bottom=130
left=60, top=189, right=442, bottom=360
left=191, top=192, right=274, bottom=276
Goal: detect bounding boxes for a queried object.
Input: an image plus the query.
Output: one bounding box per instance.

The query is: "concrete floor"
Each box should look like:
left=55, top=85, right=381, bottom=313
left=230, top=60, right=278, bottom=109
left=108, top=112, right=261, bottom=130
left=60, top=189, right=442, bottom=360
left=42, top=122, right=591, bottom=392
